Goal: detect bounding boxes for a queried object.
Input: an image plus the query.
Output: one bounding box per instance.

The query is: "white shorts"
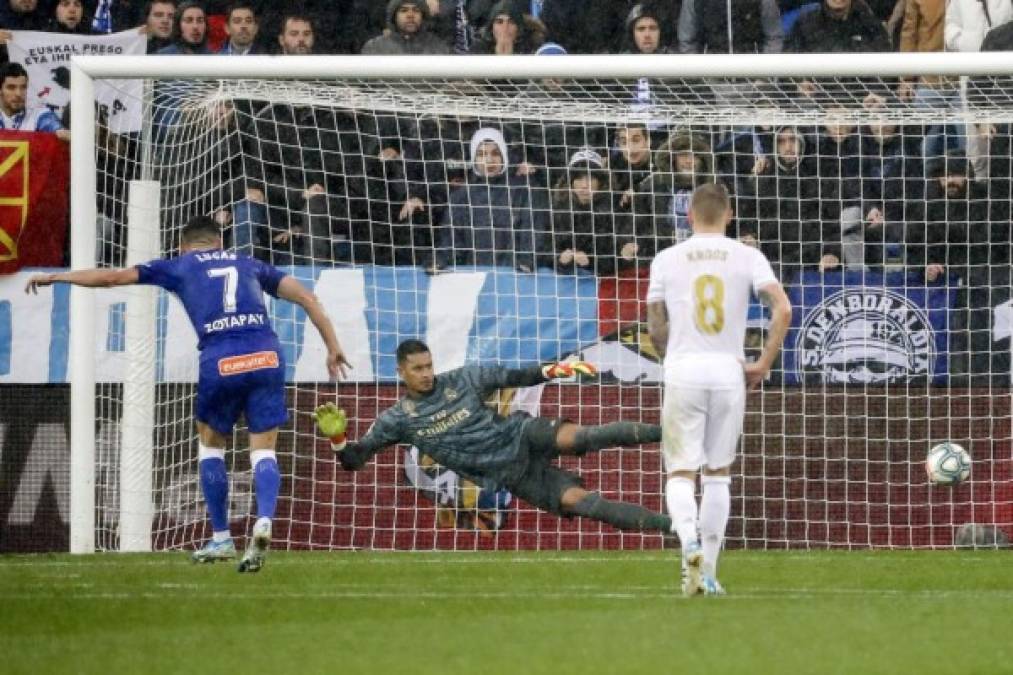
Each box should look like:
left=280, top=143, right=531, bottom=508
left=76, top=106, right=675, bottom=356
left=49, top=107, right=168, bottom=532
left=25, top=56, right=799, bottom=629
left=661, top=382, right=745, bottom=473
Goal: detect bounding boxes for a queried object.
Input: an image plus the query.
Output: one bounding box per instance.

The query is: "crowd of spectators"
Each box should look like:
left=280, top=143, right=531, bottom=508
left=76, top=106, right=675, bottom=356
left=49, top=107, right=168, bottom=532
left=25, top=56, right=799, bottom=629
left=2, top=0, right=1013, bottom=380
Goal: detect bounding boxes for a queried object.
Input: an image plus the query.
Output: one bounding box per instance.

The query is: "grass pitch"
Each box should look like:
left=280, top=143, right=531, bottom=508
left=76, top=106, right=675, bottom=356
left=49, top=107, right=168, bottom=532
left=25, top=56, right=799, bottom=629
left=1, top=550, right=1010, bottom=675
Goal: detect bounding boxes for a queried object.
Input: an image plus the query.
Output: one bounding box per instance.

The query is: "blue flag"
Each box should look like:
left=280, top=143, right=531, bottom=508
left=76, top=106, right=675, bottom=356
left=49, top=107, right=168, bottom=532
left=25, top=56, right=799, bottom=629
left=782, top=270, right=956, bottom=385
left=91, top=0, right=113, bottom=34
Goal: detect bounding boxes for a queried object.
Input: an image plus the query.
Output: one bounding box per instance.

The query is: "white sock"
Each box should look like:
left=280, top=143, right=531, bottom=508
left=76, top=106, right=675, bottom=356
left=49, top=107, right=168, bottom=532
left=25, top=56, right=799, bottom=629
left=699, top=474, right=731, bottom=578
left=255, top=516, right=272, bottom=531
left=212, top=530, right=231, bottom=543
left=665, top=476, right=698, bottom=549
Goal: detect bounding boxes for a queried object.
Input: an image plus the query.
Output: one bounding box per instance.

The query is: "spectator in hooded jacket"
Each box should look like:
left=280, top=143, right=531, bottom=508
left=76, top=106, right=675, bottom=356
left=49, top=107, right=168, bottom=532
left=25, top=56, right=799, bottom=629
left=361, top=0, right=450, bottom=55
left=632, top=129, right=718, bottom=263
left=679, top=0, right=783, bottom=53
left=542, top=148, right=636, bottom=276
left=47, top=0, right=94, bottom=34
left=470, top=0, right=540, bottom=54
left=429, top=0, right=498, bottom=53
left=622, top=3, right=675, bottom=55
left=433, top=127, right=547, bottom=272
left=737, top=125, right=824, bottom=280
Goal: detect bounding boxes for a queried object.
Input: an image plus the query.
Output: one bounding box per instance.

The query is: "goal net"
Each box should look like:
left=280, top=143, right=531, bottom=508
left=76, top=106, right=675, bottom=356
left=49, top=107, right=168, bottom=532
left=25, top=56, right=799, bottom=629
left=72, top=54, right=1013, bottom=553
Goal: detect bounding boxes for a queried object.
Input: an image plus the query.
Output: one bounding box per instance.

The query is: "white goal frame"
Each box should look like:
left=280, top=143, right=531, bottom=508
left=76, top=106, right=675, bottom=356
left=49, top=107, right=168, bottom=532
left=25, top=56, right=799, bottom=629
left=68, top=51, right=1013, bottom=553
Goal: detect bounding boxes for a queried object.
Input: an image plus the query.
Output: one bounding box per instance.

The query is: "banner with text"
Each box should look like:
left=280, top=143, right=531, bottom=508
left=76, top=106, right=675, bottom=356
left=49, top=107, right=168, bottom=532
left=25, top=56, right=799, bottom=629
left=7, top=29, right=147, bottom=133
left=0, top=131, right=68, bottom=274
left=783, top=270, right=957, bottom=385
left=0, top=266, right=599, bottom=383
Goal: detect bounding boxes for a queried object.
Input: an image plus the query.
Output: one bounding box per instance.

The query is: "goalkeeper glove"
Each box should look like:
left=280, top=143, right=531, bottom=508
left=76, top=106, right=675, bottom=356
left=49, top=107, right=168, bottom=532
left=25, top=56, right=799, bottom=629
left=312, top=402, right=348, bottom=450
left=541, top=361, right=597, bottom=379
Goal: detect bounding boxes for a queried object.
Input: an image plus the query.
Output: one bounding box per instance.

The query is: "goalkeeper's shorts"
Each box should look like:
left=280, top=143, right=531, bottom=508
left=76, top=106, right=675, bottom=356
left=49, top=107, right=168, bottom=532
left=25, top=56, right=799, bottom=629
left=197, top=346, right=288, bottom=435
left=505, top=417, right=582, bottom=516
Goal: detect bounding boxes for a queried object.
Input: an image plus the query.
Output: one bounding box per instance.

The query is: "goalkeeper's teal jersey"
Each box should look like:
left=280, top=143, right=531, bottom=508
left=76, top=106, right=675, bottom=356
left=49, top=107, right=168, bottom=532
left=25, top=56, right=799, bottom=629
left=345, top=365, right=547, bottom=487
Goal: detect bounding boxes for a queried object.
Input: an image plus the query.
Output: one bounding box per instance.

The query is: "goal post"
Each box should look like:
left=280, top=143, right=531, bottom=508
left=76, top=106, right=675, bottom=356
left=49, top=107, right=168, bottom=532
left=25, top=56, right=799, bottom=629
left=67, top=52, right=1013, bottom=554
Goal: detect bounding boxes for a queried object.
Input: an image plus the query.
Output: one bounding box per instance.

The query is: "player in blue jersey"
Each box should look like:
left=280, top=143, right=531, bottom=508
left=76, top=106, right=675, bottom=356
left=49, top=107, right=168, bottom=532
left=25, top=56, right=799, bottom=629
left=26, top=216, right=349, bottom=572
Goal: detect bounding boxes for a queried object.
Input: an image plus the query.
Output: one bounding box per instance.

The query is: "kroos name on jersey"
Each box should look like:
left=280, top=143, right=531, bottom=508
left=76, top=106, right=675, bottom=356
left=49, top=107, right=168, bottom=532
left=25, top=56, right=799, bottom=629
left=797, top=288, right=936, bottom=384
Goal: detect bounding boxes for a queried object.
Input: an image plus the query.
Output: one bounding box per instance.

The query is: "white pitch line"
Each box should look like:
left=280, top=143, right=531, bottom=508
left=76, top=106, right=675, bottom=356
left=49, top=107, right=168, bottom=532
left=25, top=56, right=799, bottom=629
left=3, top=588, right=1012, bottom=602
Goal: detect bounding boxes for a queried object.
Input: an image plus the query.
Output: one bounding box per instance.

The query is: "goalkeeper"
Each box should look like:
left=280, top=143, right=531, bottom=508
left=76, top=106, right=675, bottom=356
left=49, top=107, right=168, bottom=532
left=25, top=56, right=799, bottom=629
left=314, top=339, right=673, bottom=533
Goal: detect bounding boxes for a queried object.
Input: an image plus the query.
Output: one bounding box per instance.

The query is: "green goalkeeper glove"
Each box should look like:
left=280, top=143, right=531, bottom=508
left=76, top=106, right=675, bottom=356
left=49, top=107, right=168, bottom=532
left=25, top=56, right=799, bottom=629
left=541, top=361, right=598, bottom=379
left=312, top=402, right=347, bottom=450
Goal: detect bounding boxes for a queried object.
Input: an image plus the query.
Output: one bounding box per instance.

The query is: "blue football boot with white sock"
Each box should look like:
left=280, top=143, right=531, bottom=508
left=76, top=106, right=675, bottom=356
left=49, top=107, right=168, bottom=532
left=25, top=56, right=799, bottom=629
left=191, top=538, right=236, bottom=563
left=702, top=575, right=726, bottom=596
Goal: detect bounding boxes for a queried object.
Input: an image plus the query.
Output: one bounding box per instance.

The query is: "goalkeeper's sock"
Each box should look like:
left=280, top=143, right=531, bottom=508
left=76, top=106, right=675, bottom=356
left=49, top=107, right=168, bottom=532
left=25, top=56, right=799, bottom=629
left=699, top=474, right=731, bottom=578
left=665, top=476, right=699, bottom=547
left=572, top=422, right=662, bottom=456
left=251, top=449, right=280, bottom=519
left=568, top=492, right=672, bottom=532
left=198, top=444, right=229, bottom=534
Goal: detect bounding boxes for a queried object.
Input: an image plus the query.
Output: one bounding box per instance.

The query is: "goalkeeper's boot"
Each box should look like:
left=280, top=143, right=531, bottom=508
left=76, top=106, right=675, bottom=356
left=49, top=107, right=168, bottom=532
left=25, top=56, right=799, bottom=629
left=237, top=518, right=271, bottom=574
left=191, top=538, right=236, bottom=564
left=701, top=575, right=726, bottom=596
left=681, top=540, right=704, bottom=597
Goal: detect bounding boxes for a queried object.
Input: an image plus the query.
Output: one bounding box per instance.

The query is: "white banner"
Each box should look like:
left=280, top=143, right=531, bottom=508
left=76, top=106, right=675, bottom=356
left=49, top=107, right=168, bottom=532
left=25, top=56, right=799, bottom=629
left=7, top=29, right=147, bottom=134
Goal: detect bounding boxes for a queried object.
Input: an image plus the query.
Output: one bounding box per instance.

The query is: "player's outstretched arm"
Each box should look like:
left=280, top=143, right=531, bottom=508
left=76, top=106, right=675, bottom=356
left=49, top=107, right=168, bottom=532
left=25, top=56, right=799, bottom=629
left=471, top=361, right=597, bottom=393
left=24, top=267, right=139, bottom=294
left=276, top=276, right=351, bottom=380
left=745, top=281, right=792, bottom=389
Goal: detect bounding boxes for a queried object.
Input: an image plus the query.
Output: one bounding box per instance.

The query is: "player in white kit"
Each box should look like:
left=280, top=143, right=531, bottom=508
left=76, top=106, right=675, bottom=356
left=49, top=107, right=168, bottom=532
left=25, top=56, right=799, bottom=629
left=646, top=183, right=792, bottom=596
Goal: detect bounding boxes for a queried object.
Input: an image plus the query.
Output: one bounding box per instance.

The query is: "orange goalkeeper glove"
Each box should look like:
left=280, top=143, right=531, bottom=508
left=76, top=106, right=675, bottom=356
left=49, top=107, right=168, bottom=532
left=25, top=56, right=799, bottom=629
left=541, top=361, right=597, bottom=379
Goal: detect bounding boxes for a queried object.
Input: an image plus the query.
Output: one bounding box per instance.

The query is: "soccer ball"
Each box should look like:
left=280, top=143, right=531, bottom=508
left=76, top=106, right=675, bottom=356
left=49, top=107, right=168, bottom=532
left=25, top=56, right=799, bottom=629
left=925, top=442, right=971, bottom=486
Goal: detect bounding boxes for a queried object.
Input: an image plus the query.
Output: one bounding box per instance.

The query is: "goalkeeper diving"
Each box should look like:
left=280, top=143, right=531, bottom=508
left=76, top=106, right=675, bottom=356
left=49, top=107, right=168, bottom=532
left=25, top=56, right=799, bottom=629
left=314, top=339, right=674, bottom=533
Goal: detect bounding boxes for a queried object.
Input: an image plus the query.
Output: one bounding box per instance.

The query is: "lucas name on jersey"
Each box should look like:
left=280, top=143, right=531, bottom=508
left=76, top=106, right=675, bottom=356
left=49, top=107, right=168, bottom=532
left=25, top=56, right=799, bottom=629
left=195, top=250, right=238, bottom=263
left=204, top=312, right=267, bottom=334
left=686, top=248, right=729, bottom=263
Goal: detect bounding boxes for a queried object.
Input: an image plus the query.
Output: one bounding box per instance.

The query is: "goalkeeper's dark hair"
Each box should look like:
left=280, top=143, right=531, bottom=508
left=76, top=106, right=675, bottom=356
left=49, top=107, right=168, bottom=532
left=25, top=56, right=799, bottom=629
left=396, top=339, right=430, bottom=364
left=690, top=182, right=730, bottom=226
left=181, top=216, right=221, bottom=245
